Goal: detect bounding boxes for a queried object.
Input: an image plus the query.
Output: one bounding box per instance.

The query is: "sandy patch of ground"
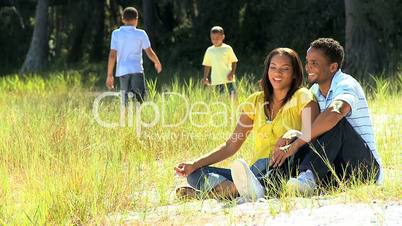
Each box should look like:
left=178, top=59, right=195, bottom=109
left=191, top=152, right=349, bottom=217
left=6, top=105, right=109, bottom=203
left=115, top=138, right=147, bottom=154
left=107, top=197, right=401, bottom=225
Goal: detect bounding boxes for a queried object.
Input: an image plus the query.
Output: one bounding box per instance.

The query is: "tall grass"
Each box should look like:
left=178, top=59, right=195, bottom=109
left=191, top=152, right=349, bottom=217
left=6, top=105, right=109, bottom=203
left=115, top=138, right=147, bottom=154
left=0, top=72, right=401, bottom=225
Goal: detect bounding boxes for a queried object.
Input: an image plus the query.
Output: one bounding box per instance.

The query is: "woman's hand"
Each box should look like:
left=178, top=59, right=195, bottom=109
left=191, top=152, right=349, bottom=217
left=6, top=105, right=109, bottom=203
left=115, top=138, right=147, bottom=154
left=270, top=138, right=292, bottom=168
left=173, top=114, right=253, bottom=178
left=270, top=148, right=291, bottom=168
left=174, top=162, right=197, bottom=177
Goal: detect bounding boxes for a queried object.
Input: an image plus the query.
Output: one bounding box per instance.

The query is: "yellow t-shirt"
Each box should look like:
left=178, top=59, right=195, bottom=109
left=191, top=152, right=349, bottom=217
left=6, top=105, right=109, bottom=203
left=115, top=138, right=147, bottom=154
left=241, top=88, right=316, bottom=164
left=202, top=43, right=238, bottom=85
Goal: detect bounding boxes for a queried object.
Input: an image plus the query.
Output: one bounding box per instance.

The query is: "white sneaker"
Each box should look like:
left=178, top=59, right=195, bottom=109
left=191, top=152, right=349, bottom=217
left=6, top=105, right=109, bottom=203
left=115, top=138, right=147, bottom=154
left=287, top=170, right=317, bottom=195
left=231, top=159, right=265, bottom=201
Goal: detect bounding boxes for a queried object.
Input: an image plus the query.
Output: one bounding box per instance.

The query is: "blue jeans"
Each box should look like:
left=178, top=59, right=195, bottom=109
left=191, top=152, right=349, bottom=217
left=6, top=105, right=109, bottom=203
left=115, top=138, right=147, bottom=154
left=187, top=158, right=270, bottom=192
left=187, top=153, right=308, bottom=197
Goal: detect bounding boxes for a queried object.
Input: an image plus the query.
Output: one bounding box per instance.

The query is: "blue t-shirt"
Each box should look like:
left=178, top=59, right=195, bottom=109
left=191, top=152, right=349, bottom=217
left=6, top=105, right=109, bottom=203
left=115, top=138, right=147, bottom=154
left=110, top=26, right=151, bottom=77
left=310, top=70, right=383, bottom=184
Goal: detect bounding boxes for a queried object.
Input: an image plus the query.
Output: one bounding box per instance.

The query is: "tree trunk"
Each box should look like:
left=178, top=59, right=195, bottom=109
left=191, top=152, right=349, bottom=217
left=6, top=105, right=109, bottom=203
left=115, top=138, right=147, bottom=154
left=20, top=0, right=49, bottom=74
left=54, top=5, right=63, bottom=58
left=67, top=1, right=89, bottom=63
left=90, top=0, right=105, bottom=62
left=109, top=0, right=121, bottom=27
left=344, top=0, right=380, bottom=77
left=142, top=0, right=155, bottom=46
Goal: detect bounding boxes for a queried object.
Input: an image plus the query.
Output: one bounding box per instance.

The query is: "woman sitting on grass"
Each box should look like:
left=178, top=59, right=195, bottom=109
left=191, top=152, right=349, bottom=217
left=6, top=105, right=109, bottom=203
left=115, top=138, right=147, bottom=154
left=174, top=48, right=319, bottom=201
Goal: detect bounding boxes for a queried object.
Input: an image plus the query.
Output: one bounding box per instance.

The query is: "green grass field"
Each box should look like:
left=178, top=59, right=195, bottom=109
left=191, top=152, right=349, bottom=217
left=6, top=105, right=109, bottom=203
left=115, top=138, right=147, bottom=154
left=0, top=72, right=401, bottom=225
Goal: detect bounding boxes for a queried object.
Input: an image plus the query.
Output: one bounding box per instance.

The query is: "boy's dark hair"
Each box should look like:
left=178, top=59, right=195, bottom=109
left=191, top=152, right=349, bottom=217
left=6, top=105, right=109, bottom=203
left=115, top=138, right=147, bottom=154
left=210, top=26, right=224, bottom=35
left=310, top=38, right=344, bottom=69
left=123, top=7, right=138, bottom=21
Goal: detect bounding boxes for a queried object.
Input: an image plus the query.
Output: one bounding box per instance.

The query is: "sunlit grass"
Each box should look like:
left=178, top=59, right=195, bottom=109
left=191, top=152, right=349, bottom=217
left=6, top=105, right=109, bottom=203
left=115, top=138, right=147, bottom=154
left=0, top=72, right=401, bottom=225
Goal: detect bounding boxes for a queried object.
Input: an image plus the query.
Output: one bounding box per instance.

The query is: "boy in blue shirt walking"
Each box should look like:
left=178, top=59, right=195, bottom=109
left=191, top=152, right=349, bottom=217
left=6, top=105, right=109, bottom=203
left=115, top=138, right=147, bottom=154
left=106, top=7, right=162, bottom=104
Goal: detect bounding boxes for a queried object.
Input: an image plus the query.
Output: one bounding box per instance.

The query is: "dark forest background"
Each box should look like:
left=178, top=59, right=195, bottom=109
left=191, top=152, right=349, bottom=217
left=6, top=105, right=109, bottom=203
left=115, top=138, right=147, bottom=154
left=0, top=0, right=401, bottom=80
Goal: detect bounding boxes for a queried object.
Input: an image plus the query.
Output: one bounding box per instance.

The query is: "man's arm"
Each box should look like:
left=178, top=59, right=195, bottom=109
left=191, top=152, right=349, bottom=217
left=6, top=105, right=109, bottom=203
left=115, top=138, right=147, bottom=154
left=288, top=100, right=351, bottom=155
left=227, top=62, right=237, bottom=81
left=271, top=101, right=320, bottom=167
left=106, top=49, right=117, bottom=90
left=144, top=47, right=162, bottom=73
left=203, top=66, right=211, bottom=85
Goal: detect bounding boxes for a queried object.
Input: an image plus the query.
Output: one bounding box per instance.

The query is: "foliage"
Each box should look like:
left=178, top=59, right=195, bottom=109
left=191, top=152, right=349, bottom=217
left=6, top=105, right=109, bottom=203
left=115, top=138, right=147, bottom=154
left=0, top=72, right=401, bottom=224
left=0, top=0, right=400, bottom=76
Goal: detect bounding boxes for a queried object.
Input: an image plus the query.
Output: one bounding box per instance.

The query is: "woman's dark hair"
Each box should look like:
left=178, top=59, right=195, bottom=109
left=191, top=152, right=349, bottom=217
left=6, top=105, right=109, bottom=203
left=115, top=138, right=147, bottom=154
left=261, top=48, right=303, bottom=105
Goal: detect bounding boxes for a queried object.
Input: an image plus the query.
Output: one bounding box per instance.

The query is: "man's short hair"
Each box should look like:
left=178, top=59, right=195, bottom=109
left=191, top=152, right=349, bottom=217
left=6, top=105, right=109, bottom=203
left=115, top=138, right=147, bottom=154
left=210, top=26, right=224, bottom=35
left=123, top=7, right=138, bottom=21
left=310, top=38, right=344, bottom=69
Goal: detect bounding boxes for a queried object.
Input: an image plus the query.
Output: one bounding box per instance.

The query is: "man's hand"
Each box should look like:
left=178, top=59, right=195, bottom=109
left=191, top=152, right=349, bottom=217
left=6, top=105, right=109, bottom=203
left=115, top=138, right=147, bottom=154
left=154, top=62, right=162, bottom=74
left=174, top=162, right=196, bottom=177
left=274, top=138, right=289, bottom=148
left=106, top=75, right=114, bottom=90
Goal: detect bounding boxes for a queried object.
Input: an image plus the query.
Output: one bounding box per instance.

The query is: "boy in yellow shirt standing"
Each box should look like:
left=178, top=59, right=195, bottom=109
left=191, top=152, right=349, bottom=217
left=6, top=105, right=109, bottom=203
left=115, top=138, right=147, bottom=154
left=202, top=26, right=238, bottom=99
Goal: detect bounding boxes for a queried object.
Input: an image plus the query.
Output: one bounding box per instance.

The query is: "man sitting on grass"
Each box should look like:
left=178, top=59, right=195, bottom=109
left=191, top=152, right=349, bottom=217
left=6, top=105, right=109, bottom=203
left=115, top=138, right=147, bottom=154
left=271, top=38, right=383, bottom=194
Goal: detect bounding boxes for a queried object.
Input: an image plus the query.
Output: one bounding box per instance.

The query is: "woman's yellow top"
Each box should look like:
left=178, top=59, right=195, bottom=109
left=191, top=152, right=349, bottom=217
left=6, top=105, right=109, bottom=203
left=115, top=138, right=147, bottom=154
left=241, top=88, right=315, bottom=164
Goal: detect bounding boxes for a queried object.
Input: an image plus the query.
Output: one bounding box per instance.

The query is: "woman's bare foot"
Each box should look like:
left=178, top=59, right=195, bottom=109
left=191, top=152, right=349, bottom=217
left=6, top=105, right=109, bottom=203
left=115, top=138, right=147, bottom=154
left=209, top=180, right=239, bottom=200
left=176, top=186, right=199, bottom=200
